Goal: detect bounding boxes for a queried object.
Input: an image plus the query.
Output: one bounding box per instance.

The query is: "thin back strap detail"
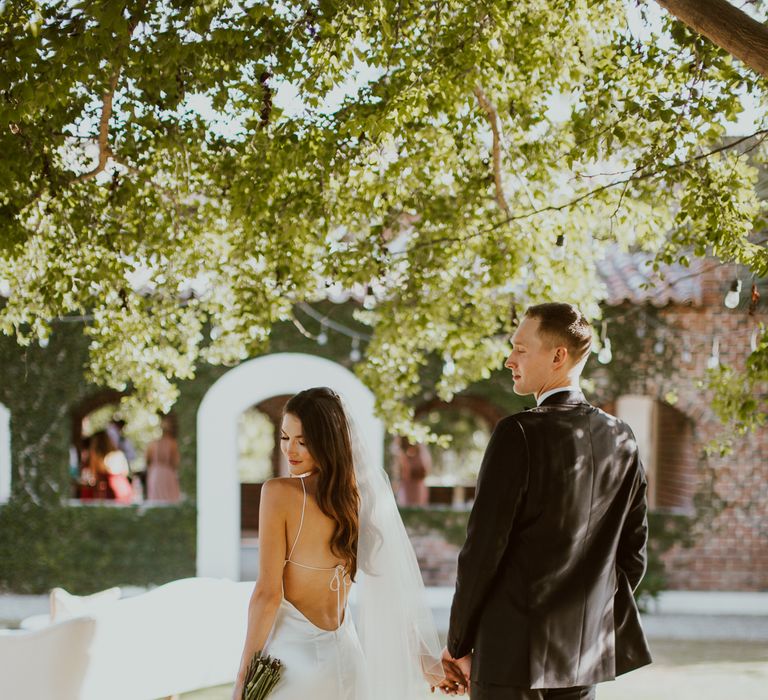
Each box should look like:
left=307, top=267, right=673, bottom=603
left=286, top=477, right=307, bottom=562
left=281, top=477, right=351, bottom=628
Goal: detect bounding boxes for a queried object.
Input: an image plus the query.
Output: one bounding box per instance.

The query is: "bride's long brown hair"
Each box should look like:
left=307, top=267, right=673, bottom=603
left=284, top=387, right=360, bottom=580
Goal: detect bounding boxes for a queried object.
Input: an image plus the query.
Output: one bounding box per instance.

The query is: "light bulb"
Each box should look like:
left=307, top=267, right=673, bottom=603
left=724, top=279, right=741, bottom=309
left=654, top=338, right=665, bottom=355
left=363, top=286, right=376, bottom=310
left=317, top=329, right=328, bottom=346
left=349, top=338, right=361, bottom=362
left=326, top=282, right=351, bottom=304
left=552, top=234, right=566, bottom=262
left=681, top=338, right=693, bottom=364
left=598, top=338, right=612, bottom=364
left=707, top=337, right=720, bottom=369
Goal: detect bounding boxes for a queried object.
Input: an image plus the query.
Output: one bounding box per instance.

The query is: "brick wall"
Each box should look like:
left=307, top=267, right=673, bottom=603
left=601, top=262, right=768, bottom=591
left=407, top=531, right=460, bottom=586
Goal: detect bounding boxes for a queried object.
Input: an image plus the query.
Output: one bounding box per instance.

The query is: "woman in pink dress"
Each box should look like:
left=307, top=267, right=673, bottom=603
left=87, top=431, right=134, bottom=503
left=395, top=436, right=430, bottom=506
left=145, top=415, right=181, bottom=502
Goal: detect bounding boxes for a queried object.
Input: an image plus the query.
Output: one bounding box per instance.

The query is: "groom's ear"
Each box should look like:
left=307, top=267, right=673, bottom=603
left=552, top=346, right=569, bottom=367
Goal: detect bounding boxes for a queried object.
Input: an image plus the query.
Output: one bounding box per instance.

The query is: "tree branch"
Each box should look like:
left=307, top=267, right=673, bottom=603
left=72, top=69, right=120, bottom=183
left=654, top=0, right=768, bottom=78
left=400, top=127, right=768, bottom=255
left=473, top=85, right=510, bottom=216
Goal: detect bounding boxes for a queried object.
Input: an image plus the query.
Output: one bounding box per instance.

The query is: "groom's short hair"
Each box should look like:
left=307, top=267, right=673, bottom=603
left=525, top=303, right=592, bottom=364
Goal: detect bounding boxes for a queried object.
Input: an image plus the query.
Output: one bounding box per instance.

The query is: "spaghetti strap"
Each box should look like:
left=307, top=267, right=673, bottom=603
left=282, top=475, right=351, bottom=629
left=286, top=477, right=307, bottom=562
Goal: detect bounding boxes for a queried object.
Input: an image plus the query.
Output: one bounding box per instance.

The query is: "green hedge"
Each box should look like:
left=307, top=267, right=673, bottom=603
left=0, top=499, right=196, bottom=594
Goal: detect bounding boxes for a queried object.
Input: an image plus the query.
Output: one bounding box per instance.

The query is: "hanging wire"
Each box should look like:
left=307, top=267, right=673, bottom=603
left=295, top=302, right=372, bottom=341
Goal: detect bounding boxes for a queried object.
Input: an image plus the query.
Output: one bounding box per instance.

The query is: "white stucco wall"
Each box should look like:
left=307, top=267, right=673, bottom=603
left=196, top=353, right=384, bottom=579
left=0, top=403, right=10, bottom=504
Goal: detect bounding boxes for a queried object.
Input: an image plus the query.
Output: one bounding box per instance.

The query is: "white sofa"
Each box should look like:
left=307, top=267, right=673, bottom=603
left=0, top=577, right=254, bottom=700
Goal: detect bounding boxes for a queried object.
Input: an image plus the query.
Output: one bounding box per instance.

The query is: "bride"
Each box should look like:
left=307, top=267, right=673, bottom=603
left=233, top=387, right=453, bottom=699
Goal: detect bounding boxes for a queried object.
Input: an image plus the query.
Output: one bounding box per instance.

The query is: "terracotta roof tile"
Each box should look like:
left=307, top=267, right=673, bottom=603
left=596, top=245, right=704, bottom=307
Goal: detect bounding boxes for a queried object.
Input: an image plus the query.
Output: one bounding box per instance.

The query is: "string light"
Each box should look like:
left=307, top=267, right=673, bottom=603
left=325, top=282, right=351, bottom=304
left=724, top=279, right=742, bottom=309
left=316, top=321, right=328, bottom=346
left=681, top=337, right=693, bottom=364
left=552, top=234, right=566, bottom=262
left=363, top=285, right=377, bottom=310
left=349, top=337, right=362, bottom=362
left=707, top=336, right=720, bottom=370
left=597, top=321, right=612, bottom=364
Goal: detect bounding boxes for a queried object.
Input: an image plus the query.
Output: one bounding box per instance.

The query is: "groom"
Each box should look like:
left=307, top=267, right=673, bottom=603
left=441, top=303, right=651, bottom=699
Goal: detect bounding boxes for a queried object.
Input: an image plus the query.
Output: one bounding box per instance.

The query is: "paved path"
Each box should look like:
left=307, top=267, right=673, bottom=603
left=4, top=588, right=767, bottom=699
left=184, top=639, right=768, bottom=700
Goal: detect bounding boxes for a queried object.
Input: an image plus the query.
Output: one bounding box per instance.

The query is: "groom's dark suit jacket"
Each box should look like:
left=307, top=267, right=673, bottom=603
left=447, top=390, right=651, bottom=689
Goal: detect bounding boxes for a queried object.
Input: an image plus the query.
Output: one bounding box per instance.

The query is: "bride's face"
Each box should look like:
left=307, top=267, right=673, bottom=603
left=280, top=413, right=318, bottom=474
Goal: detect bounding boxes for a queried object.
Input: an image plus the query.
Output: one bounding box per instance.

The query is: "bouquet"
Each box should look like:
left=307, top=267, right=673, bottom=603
left=241, top=652, right=284, bottom=700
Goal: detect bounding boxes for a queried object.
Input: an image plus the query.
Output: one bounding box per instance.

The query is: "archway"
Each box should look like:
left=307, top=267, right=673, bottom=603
left=0, top=403, right=10, bottom=504
left=196, top=352, right=385, bottom=579
left=397, top=395, right=506, bottom=507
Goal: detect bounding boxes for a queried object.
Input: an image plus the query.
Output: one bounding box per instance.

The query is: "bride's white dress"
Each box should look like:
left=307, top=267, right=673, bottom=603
left=264, top=475, right=369, bottom=700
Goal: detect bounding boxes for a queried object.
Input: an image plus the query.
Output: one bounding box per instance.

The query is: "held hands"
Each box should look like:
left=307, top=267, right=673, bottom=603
left=431, top=647, right=471, bottom=696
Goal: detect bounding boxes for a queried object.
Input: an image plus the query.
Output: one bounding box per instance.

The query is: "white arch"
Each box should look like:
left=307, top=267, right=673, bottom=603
left=0, top=403, right=10, bottom=504
left=196, top=353, right=385, bottom=579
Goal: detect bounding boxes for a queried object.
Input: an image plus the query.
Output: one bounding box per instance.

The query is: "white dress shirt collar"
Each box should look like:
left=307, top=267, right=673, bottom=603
left=536, top=385, right=581, bottom=406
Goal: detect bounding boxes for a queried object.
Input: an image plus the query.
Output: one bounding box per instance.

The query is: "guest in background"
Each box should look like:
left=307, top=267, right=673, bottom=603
left=107, top=417, right=140, bottom=478
left=76, top=435, right=95, bottom=499
left=395, top=436, right=431, bottom=506
left=88, top=430, right=133, bottom=503
left=145, top=414, right=181, bottom=503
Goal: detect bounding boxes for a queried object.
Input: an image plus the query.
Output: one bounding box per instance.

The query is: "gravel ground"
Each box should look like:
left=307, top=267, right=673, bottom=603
left=181, top=639, right=768, bottom=700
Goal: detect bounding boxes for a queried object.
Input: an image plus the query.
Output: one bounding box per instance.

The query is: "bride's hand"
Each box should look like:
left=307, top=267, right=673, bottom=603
left=436, top=647, right=469, bottom=695
left=232, top=674, right=244, bottom=700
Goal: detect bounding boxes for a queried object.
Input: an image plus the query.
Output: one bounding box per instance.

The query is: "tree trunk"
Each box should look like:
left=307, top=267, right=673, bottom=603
left=654, top=0, right=768, bottom=79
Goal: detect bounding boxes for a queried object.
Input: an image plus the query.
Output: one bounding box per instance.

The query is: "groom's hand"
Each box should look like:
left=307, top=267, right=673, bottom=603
left=437, top=646, right=470, bottom=696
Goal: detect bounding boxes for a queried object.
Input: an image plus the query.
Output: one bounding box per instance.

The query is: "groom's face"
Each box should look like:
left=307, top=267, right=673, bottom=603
left=505, top=316, right=556, bottom=397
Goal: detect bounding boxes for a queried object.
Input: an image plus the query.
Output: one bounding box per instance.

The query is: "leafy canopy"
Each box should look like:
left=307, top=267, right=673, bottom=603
left=1, top=0, right=766, bottom=434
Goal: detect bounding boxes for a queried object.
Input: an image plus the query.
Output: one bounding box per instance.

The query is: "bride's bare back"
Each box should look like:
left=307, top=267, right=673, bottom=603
left=279, top=474, right=351, bottom=631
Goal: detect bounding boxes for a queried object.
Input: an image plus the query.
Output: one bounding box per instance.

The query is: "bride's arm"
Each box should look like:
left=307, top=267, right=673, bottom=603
left=233, top=479, right=288, bottom=699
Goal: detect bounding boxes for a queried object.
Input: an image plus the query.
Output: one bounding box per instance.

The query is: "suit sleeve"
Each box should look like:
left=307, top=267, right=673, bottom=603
left=447, top=417, right=529, bottom=659
left=617, top=446, right=649, bottom=592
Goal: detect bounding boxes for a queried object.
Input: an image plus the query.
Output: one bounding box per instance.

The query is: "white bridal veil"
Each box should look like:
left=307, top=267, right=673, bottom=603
left=345, top=400, right=445, bottom=699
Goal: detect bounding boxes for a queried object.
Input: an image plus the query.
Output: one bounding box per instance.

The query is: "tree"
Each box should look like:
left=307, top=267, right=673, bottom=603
left=0, top=0, right=766, bottom=434
left=654, top=0, right=768, bottom=79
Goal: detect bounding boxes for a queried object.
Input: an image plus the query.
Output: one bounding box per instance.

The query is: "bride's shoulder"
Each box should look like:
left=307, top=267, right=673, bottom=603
left=257, top=479, right=298, bottom=525
left=260, top=477, right=301, bottom=505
